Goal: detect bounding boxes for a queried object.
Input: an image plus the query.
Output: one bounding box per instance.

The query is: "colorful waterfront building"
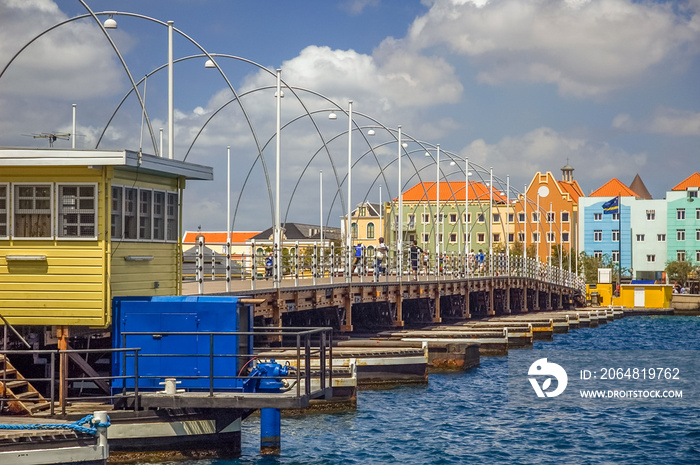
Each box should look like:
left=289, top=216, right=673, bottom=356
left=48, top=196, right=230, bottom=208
left=578, top=178, right=639, bottom=279
left=0, top=148, right=212, bottom=341
left=340, top=202, right=385, bottom=254
left=387, top=181, right=507, bottom=258
left=513, top=166, right=584, bottom=265
left=666, top=172, right=700, bottom=264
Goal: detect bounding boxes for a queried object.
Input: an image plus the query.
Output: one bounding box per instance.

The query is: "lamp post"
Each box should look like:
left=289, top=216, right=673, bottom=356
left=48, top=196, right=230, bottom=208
left=489, top=167, right=493, bottom=274
left=167, top=20, right=174, bottom=159
left=347, top=101, right=353, bottom=283
left=506, top=175, right=510, bottom=275
left=273, top=69, right=282, bottom=289
left=397, top=125, right=403, bottom=282
left=226, top=145, right=231, bottom=292
left=523, top=184, right=528, bottom=265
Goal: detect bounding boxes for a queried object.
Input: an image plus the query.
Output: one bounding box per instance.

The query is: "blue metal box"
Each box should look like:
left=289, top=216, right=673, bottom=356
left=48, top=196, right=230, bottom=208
left=112, top=296, right=254, bottom=392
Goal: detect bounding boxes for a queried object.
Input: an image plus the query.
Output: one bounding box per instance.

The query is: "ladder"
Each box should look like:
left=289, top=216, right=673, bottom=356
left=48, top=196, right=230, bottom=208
left=0, top=355, right=51, bottom=415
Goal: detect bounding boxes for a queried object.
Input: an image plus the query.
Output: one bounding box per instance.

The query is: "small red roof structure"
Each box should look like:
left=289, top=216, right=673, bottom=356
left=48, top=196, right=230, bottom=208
left=182, top=231, right=260, bottom=244
left=671, top=172, right=700, bottom=191
left=588, top=178, right=639, bottom=198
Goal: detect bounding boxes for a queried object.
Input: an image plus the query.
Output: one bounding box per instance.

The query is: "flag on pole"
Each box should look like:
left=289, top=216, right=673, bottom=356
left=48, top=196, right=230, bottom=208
left=602, top=197, right=619, bottom=214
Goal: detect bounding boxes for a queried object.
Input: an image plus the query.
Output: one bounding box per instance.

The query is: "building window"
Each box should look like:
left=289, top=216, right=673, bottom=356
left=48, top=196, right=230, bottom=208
left=477, top=213, right=485, bottom=223
left=677, top=251, right=686, bottom=261
left=493, top=233, right=501, bottom=243
left=594, top=250, right=603, bottom=258
left=508, top=233, right=514, bottom=243
left=696, top=251, right=700, bottom=262
left=111, top=186, right=123, bottom=239
left=152, top=191, right=166, bottom=240
left=13, top=184, right=52, bottom=238
left=677, top=208, right=685, bottom=220
left=464, top=213, right=471, bottom=223
left=612, top=230, right=619, bottom=242
left=139, top=190, right=152, bottom=240
left=562, top=232, right=569, bottom=243
left=612, top=251, right=619, bottom=262
left=450, top=233, right=457, bottom=243
left=697, top=229, right=700, bottom=241
left=367, top=222, right=375, bottom=239
left=166, top=192, right=178, bottom=241
left=438, top=233, right=443, bottom=243
left=646, top=210, right=655, bottom=220
left=358, top=206, right=366, bottom=217
left=508, top=213, right=514, bottom=223
left=450, top=213, right=457, bottom=224
left=594, top=230, right=602, bottom=242
left=657, top=234, right=666, bottom=242
left=532, top=232, right=540, bottom=243
left=123, top=188, right=138, bottom=239
left=677, top=230, right=685, bottom=241
left=612, top=213, right=619, bottom=221
left=518, top=232, right=525, bottom=242
left=594, top=213, right=602, bottom=221
left=351, top=222, right=358, bottom=239
left=477, top=232, right=485, bottom=243
left=697, top=208, right=700, bottom=220
left=647, top=254, right=655, bottom=263
left=422, top=213, right=430, bottom=223
left=492, top=213, right=500, bottom=223
left=409, top=234, right=415, bottom=243
left=547, top=232, right=555, bottom=243
left=407, top=214, right=415, bottom=229
left=636, top=234, right=645, bottom=242
left=518, top=212, right=525, bottom=222
left=532, top=212, right=540, bottom=223
left=423, top=233, right=429, bottom=243
left=57, top=184, right=97, bottom=238
left=547, top=212, right=555, bottom=223
left=0, top=184, right=7, bottom=238
left=561, top=211, right=569, bottom=222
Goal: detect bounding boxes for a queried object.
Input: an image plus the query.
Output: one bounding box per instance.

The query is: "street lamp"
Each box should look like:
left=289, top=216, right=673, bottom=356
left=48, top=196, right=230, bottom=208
left=273, top=69, right=282, bottom=288
left=397, top=126, right=403, bottom=282
left=103, top=15, right=117, bottom=29
left=425, top=146, right=441, bottom=277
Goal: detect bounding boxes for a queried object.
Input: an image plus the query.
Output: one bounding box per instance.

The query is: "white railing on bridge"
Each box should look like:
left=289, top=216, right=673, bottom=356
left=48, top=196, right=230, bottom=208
left=187, top=239, right=585, bottom=294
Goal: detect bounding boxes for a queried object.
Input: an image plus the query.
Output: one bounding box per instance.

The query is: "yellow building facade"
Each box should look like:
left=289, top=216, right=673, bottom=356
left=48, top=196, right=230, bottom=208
left=0, top=148, right=212, bottom=330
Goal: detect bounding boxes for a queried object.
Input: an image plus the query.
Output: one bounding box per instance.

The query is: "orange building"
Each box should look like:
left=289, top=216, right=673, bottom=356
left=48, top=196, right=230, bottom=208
left=513, top=165, right=584, bottom=264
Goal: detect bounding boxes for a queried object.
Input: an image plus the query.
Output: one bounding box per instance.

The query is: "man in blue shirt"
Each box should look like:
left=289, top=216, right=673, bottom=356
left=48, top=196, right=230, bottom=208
left=353, top=242, right=365, bottom=275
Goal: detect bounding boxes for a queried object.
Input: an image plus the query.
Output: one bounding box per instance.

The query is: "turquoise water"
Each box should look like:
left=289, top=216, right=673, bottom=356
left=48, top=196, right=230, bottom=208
left=159, top=316, right=700, bottom=465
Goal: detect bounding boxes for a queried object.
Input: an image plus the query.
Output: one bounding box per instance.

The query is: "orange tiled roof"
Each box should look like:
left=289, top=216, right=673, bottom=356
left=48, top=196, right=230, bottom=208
left=671, top=172, right=700, bottom=191
left=398, top=182, right=507, bottom=203
left=183, top=231, right=260, bottom=244
left=588, top=178, right=639, bottom=197
left=557, top=180, right=584, bottom=202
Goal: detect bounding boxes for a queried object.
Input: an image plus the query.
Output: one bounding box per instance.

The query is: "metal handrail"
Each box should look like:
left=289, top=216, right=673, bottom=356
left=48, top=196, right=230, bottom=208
left=121, top=327, right=333, bottom=401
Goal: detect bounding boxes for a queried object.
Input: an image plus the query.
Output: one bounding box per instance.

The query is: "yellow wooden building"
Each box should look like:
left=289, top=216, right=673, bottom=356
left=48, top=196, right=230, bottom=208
left=0, top=148, right=212, bottom=336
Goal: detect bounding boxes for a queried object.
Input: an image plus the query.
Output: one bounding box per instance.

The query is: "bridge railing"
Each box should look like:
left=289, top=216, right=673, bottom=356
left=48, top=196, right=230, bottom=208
left=199, top=242, right=584, bottom=293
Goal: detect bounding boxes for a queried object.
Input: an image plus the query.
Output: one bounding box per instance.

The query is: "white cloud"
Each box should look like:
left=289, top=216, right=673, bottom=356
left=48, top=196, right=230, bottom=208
left=613, top=107, right=700, bottom=136
left=339, top=0, right=380, bottom=15
left=405, top=0, right=700, bottom=97
left=460, top=127, right=647, bottom=189
left=0, top=0, right=125, bottom=99
left=241, top=45, right=463, bottom=116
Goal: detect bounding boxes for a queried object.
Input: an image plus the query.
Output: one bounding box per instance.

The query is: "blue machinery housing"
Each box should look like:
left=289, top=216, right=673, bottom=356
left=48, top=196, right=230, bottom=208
left=111, top=296, right=254, bottom=392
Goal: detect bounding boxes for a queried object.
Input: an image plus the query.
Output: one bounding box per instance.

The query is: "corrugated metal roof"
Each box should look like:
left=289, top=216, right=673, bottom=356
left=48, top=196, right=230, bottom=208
left=671, top=172, right=700, bottom=191
left=588, top=178, right=639, bottom=197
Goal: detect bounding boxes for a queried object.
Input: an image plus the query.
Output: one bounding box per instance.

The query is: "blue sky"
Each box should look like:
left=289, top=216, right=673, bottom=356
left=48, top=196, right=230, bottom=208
left=1, top=0, right=699, bottom=232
